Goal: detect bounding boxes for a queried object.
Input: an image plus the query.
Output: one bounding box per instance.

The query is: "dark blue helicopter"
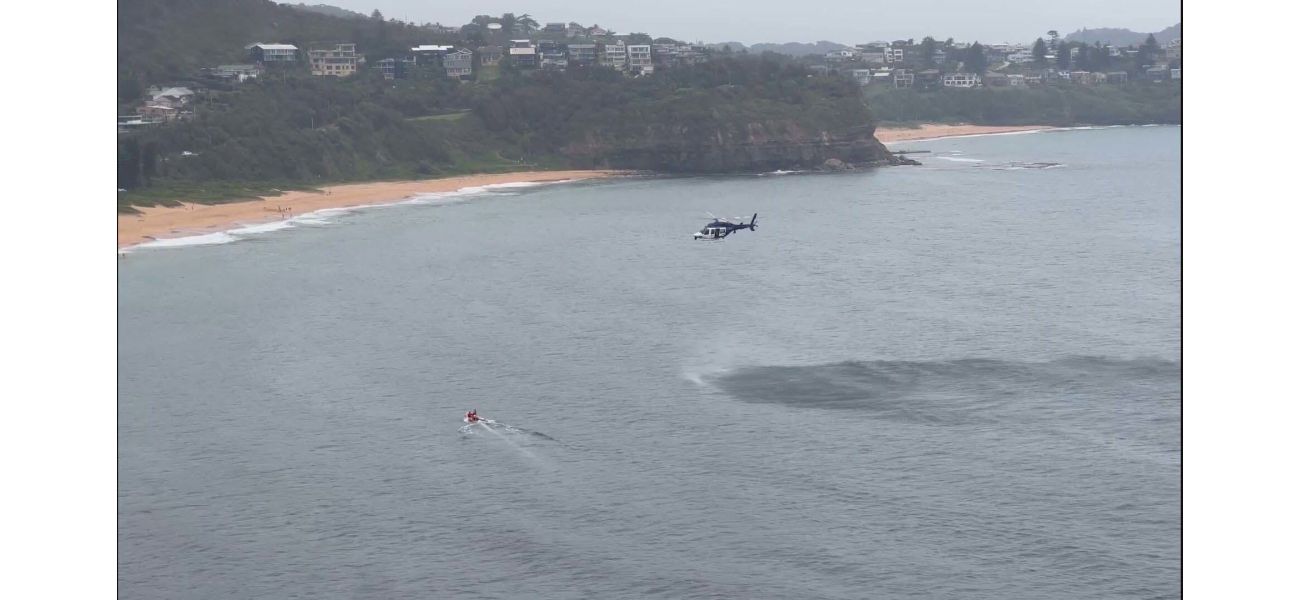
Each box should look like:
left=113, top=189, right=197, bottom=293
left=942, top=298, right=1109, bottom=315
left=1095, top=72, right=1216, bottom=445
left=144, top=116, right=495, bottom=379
left=693, top=213, right=758, bottom=240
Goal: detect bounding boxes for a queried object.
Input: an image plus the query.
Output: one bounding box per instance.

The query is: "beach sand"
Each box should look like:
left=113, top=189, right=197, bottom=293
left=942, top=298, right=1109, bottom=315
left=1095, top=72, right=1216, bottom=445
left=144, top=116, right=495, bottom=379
left=118, top=170, right=627, bottom=249
left=874, top=123, right=1053, bottom=143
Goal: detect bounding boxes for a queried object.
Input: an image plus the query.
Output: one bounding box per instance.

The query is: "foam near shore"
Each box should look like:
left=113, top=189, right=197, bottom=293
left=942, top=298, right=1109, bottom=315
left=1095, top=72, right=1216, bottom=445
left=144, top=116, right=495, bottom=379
left=875, top=124, right=1056, bottom=144
left=119, top=171, right=626, bottom=251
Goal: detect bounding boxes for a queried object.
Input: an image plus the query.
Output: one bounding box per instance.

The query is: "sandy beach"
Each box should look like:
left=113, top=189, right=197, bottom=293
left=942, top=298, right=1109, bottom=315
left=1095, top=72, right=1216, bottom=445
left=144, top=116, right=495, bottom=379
left=875, top=123, right=1054, bottom=143
left=118, top=170, right=628, bottom=249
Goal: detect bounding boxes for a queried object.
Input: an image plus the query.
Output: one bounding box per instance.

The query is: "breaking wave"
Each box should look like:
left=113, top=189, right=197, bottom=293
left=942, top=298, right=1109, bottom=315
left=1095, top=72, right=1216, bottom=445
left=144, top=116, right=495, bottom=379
left=979, top=161, right=1064, bottom=171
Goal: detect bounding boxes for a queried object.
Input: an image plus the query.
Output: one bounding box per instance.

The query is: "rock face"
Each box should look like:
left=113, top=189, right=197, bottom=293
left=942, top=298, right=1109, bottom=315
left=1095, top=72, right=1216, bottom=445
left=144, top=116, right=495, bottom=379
left=561, top=121, right=906, bottom=173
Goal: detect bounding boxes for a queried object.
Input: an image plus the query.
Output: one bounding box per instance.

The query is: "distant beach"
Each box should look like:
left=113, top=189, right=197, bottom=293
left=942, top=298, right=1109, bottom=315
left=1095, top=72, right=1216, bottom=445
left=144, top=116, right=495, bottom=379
left=875, top=123, right=1055, bottom=144
left=118, top=170, right=629, bottom=249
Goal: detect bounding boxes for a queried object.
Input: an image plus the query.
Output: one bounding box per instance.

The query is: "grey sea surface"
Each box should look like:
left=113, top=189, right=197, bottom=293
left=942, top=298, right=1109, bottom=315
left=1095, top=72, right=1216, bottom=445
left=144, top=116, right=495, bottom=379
left=119, top=125, right=1181, bottom=599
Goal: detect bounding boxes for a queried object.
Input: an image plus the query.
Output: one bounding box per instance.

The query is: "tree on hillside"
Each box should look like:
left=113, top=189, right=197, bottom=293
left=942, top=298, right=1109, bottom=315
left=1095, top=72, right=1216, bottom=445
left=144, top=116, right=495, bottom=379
left=119, top=73, right=145, bottom=103
left=371, top=9, right=389, bottom=46
left=1091, top=42, right=1111, bottom=70
left=1074, top=45, right=1091, bottom=70
left=1142, top=33, right=1160, bottom=53
left=1032, top=38, right=1048, bottom=66
left=1056, top=43, right=1071, bottom=69
left=494, top=13, right=516, bottom=36
left=964, top=42, right=987, bottom=74
left=1047, top=30, right=1060, bottom=51
left=1138, top=33, right=1161, bottom=66
left=920, top=36, right=937, bottom=67
left=517, top=13, right=538, bottom=34
left=462, top=24, right=485, bottom=45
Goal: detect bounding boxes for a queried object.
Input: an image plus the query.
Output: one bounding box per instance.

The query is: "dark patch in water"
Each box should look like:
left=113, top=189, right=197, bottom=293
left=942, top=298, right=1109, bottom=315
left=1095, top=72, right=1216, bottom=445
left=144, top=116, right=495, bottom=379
left=708, top=356, right=1179, bottom=425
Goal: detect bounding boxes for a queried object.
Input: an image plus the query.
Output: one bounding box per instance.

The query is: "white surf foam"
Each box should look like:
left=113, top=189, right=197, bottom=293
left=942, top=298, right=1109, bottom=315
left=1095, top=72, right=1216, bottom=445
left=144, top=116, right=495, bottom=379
left=933, top=156, right=985, bottom=163
left=227, top=221, right=295, bottom=235
left=130, top=231, right=239, bottom=249
left=884, top=128, right=1048, bottom=144
left=124, top=178, right=587, bottom=252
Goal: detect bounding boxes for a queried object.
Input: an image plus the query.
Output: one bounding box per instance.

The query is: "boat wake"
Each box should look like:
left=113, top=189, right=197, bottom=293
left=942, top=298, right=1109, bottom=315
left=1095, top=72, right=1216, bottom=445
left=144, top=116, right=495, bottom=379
left=459, top=419, right=560, bottom=443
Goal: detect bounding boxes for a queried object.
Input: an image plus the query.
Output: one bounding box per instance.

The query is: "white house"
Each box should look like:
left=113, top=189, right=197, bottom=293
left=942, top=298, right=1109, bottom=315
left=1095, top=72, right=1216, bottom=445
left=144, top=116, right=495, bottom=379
left=213, top=64, right=262, bottom=81
left=508, top=45, right=537, bottom=68
left=147, top=86, right=195, bottom=108
left=308, top=43, right=358, bottom=77
left=443, top=48, right=474, bottom=78
left=942, top=72, right=980, bottom=87
left=857, top=51, right=887, bottom=64
left=247, top=43, right=298, bottom=63
left=1007, top=50, right=1036, bottom=64
left=627, top=44, right=653, bottom=74
left=601, top=42, right=627, bottom=71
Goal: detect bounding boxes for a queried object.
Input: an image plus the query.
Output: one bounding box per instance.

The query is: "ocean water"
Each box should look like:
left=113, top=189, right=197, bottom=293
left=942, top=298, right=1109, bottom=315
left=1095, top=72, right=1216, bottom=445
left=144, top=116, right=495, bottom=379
left=118, top=126, right=1181, bottom=599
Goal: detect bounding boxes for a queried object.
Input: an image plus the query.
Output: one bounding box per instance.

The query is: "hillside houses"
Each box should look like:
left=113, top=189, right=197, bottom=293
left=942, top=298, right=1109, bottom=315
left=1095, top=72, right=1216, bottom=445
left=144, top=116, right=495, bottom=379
left=308, top=43, right=358, bottom=77
left=210, top=64, right=262, bottom=82
left=120, top=86, right=197, bottom=131
left=627, top=45, right=653, bottom=74
left=811, top=34, right=1183, bottom=90
left=478, top=46, right=504, bottom=66
left=538, top=41, right=569, bottom=69
left=942, top=73, right=981, bottom=88
left=444, top=48, right=474, bottom=78
left=226, top=26, right=719, bottom=86
left=567, top=43, right=598, bottom=65
left=122, top=16, right=1180, bottom=138
left=602, top=42, right=627, bottom=71
left=247, top=43, right=298, bottom=64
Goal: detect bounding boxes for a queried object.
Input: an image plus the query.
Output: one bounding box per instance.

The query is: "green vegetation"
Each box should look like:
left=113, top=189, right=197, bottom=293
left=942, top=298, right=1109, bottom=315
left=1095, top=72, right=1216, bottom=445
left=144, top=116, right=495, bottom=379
left=117, top=181, right=321, bottom=212
left=864, top=83, right=1181, bottom=126
left=119, top=55, right=885, bottom=204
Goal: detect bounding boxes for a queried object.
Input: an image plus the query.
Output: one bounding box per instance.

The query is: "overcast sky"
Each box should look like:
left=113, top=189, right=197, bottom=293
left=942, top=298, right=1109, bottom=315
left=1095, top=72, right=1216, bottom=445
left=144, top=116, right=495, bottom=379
left=308, top=1, right=1180, bottom=45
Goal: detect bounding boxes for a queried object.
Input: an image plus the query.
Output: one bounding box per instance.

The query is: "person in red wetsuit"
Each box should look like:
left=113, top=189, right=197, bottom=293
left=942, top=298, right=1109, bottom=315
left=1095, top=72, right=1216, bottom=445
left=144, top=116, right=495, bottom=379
left=466, top=410, right=480, bottom=423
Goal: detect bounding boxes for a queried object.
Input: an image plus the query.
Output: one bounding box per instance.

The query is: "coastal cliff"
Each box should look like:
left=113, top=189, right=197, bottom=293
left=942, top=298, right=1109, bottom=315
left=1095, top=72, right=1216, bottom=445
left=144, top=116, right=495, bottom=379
left=563, top=122, right=903, bottom=172
left=474, top=64, right=910, bottom=174
left=121, top=56, right=909, bottom=205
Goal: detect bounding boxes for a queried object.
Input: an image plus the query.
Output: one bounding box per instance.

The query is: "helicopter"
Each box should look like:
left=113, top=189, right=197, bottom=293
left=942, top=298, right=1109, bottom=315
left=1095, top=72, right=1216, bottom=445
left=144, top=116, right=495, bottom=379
left=693, top=212, right=758, bottom=240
